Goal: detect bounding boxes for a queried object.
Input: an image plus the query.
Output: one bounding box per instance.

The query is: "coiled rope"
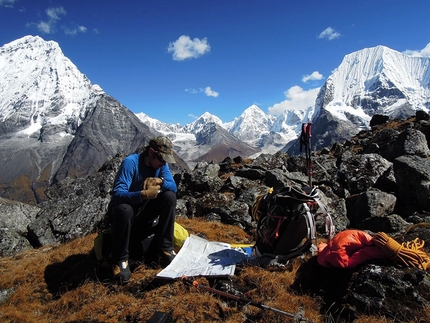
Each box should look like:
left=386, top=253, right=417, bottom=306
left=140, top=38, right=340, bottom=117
left=373, top=232, right=430, bottom=270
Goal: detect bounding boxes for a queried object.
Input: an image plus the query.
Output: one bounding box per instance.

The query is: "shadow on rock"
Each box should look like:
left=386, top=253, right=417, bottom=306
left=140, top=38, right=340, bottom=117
left=291, top=255, right=430, bottom=323
left=290, top=256, right=356, bottom=322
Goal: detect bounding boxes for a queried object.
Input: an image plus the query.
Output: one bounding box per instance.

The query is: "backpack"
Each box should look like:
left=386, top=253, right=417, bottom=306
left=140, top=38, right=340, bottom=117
left=252, top=185, right=335, bottom=267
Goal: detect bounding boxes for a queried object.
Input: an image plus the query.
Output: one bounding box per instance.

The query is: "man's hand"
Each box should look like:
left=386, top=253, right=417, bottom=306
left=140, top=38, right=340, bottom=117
left=141, top=185, right=161, bottom=200
left=143, top=177, right=163, bottom=190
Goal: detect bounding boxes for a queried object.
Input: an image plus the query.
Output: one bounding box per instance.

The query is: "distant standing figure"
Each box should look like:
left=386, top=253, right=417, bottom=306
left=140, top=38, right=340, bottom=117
left=108, top=136, right=177, bottom=284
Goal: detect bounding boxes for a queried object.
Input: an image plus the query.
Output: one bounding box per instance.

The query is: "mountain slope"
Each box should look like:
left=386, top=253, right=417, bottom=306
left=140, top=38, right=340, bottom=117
left=138, top=105, right=308, bottom=160
left=137, top=111, right=260, bottom=164
left=53, top=95, right=155, bottom=182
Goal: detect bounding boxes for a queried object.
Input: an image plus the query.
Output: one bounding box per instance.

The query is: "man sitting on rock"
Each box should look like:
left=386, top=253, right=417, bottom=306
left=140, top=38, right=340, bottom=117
left=108, top=136, right=177, bottom=284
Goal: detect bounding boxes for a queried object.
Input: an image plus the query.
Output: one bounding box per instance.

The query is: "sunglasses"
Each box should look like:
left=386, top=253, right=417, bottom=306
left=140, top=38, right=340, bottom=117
left=155, top=150, right=166, bottom=163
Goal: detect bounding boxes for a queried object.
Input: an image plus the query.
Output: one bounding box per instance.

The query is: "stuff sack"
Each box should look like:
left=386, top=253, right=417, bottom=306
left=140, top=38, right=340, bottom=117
left=173, top=222, right=189, bottom=253
left=93, top=228, right=114, bottom=268
left=252, top=185, right=335, bottom=266
left=317, top=230, right=387, bottom=268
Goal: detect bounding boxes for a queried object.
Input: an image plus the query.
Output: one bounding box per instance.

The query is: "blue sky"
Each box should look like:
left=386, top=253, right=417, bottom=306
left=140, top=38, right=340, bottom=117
left=1, top=0, right=430, bottom=125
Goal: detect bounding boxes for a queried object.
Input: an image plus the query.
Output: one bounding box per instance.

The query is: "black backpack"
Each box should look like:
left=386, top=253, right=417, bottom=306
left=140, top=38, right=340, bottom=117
left=252, top=185, right=335, bottom=266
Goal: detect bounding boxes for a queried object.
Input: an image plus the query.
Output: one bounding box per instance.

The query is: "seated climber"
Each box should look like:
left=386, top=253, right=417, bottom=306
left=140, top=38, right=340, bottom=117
left=107, top=136, right=177, bottom=284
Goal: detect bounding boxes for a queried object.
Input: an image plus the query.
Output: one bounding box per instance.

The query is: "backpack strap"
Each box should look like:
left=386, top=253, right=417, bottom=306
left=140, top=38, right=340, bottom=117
left=314, top=198, right=336, bottom=240
left=302, top=202, right=316, bottom=240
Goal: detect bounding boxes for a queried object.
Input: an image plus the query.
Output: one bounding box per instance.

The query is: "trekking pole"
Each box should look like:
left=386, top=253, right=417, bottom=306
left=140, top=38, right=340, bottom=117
left=180, top=276, right=316, bottom=323
left=300, top=122, right=313, bottom=187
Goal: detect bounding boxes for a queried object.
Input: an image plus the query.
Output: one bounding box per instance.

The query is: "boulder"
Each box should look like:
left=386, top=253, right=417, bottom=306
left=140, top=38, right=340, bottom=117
left=0, top=198, right=39, bottom=256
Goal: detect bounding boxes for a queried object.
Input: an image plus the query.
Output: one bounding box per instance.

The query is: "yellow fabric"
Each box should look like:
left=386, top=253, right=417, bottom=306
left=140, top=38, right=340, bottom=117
left=373, top=232, right=430, bottom=270
left=230, top=244, right=254, bottom=248
left=251, top=188, right=274, bottom=221
left=252, top=194, right=265, bottom=221
left=174, top=222, right=189, bottom=253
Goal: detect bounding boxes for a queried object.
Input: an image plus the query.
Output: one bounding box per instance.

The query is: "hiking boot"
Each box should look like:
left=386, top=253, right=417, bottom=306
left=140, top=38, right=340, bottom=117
left=157, top=249, right=176, bottom=267
left=112, top=260, right=131, bottom=285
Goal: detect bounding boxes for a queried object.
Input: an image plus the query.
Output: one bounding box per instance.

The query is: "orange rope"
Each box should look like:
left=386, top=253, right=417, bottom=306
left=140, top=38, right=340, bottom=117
left=373, top=232, right=430, bottom=270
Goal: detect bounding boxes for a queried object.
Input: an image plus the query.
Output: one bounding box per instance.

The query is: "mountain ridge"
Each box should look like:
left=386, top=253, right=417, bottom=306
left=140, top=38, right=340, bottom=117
left=139, top=45, right=430, bottom=157
left=1, top=35, right=430, bottom=204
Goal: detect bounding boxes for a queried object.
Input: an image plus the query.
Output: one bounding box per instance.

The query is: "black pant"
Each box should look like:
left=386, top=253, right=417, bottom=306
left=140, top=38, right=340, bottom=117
left=109, top=190, right=176, bottom=263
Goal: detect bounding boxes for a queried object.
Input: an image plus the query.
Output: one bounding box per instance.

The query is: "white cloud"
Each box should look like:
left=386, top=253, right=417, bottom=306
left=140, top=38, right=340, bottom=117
left=268, top=86, right=320, bottom=115
left=64, top=23, right=87, bottom=35
left=318, top=27, right=341, bottom=40
left=0, top=0, right=16, bottom=7
left=403, top=42, right=430, bottom=58
left=167, top=35, right=210, bottom=61
left=35, top=21, right=52, bottom=34
left=27, top=6, right=66, bottom=34
left=185, top=88, right=199, bottom=94
left=204, top=86, right=219, bottom=97
left=302, top=71, right=323, bottom=83
left=185, top=87, right=219, bottom=97
left=46, top=6, right=66, bottom=20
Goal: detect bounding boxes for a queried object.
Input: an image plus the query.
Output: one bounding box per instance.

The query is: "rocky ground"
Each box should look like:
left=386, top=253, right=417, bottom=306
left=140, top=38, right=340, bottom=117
left=1, top=112, right=430, bottom=322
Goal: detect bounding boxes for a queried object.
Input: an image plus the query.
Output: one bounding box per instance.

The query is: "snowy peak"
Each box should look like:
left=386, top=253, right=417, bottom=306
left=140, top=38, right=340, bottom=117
left=302, top=45, right=430, bottom=154
left=327, top=45, right=430, bottom=119
left=228, top=104, right=276, bottom=141
left=135, top=112, right=183, bottom=133
left=0, top=35, right=104, bottom=137
left=272, top=107, right=312, bottom=133
left=183, top=111, right=223, bottom=134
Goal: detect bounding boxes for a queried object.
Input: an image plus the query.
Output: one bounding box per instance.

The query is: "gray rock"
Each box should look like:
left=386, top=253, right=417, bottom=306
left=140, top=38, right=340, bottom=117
left=393, top=155, right=430, bottom=215
left=346, top=188, right=397, bottom=228
left=0, top=198, right=39, bottom=256
left=338, top=154, right=392, bottom=194
left=362, top=214, right=411, bottom=233
left=392, top=127, right=430, bottom=158
left=26, top=155, right=119, bottom=247
left=345, top=264, right=430, bottom=321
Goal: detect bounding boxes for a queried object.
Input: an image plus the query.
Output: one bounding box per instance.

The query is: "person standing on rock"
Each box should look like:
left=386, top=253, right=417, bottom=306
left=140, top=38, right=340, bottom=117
left=108, top=136, right=177, bottom=284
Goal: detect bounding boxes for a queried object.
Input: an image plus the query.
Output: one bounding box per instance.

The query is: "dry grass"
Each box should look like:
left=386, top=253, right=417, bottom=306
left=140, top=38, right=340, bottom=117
left=0, top=218, right=427, bottom=323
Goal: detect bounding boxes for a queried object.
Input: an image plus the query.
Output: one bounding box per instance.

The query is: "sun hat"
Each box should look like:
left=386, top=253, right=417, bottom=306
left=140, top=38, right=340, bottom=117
left=148, top=136, right=176, bottom=163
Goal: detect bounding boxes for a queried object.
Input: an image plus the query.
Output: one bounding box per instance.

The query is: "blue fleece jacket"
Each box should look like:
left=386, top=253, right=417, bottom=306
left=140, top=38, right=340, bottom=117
left=110, top=153, right=177, bottom=207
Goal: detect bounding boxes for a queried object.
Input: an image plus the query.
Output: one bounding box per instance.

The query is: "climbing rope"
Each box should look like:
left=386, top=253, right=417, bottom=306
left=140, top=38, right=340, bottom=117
left=372, top=232, right=430, bottom=270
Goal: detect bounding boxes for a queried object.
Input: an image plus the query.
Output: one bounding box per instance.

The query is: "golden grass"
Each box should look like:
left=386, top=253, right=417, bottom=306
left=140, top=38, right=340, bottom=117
left=0, top=218, right=427, bottom=323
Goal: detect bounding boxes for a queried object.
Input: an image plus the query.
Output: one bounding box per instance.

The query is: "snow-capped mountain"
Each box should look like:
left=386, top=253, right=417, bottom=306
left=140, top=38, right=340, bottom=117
left=0, top=35, right=158, bottom=204
left=226, top=104, right=276, bottom=143
left=1, top=35, right=429, bottom=205
left=136, top=111, right=259, bottom=163
left=0, top=35, right=104, bottom=140
left=136, top=104, right=314, bottom=159
left=138, top=45, right=430, bottom=158
left=324, top=45, right=429, bottom=120
left=299, top=45, right=430, bottom=153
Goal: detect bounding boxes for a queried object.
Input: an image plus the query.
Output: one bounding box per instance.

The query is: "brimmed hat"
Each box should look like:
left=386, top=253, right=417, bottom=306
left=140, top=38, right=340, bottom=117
left=148, top=136, right=176, bottom=163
